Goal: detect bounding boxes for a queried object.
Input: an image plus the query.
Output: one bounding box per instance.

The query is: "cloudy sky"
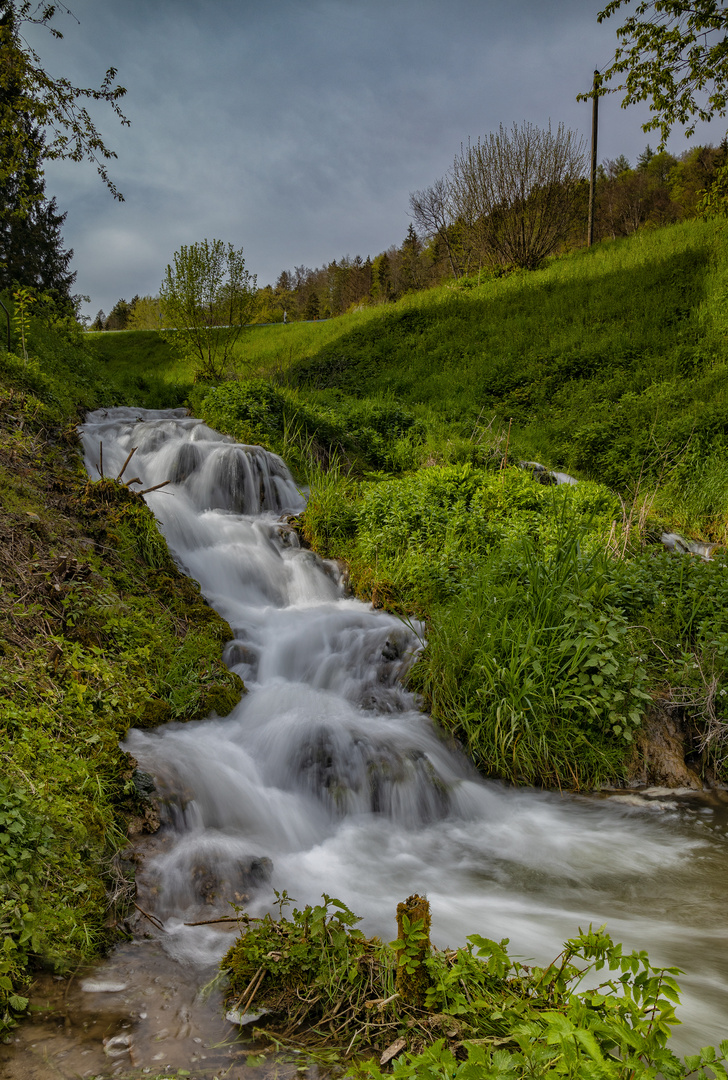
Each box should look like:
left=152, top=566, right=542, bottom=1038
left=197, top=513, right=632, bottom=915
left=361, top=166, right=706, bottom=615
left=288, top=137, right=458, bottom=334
left=25, top=0, right=726, bottom=320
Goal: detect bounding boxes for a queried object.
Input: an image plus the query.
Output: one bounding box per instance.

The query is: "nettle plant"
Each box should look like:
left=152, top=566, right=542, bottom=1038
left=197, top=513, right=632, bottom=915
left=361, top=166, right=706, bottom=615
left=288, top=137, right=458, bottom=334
left=220, top=895, right=727, bottom=1079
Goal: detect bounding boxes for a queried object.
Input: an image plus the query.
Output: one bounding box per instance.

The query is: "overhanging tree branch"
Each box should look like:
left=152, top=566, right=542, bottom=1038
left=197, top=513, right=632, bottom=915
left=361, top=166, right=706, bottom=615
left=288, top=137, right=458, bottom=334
left=0, top=0, right=129, bottom=205
left=583, top=0, right=728, bottom=146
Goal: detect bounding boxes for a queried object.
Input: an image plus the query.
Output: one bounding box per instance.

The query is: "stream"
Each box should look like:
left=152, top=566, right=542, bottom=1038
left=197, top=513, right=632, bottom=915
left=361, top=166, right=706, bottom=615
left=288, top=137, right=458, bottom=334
left=3, top=406, right=728, bottom=1078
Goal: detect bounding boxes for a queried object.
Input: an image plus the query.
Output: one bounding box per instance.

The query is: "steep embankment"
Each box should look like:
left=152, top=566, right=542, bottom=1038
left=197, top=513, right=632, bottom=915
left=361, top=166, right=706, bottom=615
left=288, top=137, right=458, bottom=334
left=186, top=221, right=728, bottom=794
left=0, top=345, right=243, bottom=1036
left=281, top=220, right=728, bottom=506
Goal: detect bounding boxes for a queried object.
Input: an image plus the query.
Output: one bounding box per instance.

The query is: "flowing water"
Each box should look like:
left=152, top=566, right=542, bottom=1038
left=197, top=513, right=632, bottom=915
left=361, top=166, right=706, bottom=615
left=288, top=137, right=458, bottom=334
left=5, top=406, right=728, bottom=1078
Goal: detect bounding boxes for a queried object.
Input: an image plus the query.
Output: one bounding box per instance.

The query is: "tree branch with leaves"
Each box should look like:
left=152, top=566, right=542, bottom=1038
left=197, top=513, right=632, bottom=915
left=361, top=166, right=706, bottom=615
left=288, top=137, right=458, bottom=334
left=0, top=1, right=129, bottom=207
left=590, top=0, right=728, bottom=147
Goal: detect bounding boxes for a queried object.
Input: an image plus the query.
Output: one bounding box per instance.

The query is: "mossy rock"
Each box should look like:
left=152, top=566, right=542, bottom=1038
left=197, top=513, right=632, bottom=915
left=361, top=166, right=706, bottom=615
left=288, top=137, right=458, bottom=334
left=137, top=698, right=174, bottom=728
left=198, top=673, right=245, bottom=718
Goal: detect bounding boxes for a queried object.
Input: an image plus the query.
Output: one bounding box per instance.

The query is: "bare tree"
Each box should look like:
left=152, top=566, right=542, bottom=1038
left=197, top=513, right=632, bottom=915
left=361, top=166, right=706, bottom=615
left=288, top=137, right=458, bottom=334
left=409, top=177, right=462, bottom=278
left=450, top=121, right=587, bottom=270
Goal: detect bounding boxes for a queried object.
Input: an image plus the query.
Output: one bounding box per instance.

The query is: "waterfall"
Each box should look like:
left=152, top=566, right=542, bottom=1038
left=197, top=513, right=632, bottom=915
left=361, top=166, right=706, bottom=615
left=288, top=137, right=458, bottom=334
left=78, top=406, right=728, bottom=1047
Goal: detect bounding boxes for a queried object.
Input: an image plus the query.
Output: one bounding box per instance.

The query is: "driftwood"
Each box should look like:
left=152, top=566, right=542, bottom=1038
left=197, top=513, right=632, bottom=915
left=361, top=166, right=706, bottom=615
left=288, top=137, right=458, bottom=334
left=116, top=446, right=137, bottom=482
left=133, top=902, right=165, bottom=931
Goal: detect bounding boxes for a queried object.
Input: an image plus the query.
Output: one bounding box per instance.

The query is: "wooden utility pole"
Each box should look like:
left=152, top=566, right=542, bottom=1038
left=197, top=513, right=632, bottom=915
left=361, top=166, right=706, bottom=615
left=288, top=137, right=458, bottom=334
left=588, top=70, right=600, bottom=247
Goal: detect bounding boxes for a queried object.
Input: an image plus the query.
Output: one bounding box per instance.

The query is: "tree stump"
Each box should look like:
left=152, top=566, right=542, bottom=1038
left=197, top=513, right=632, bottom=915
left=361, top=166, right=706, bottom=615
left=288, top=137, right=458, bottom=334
left=395, top=894, right=431, bottom=1007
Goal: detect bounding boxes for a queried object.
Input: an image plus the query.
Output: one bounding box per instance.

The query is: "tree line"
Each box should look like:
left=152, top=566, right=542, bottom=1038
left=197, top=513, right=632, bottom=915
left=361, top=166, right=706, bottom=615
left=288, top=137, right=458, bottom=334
left=94, top=133, right=728, bottom=333
left=4, top=0, right=728, bottom=335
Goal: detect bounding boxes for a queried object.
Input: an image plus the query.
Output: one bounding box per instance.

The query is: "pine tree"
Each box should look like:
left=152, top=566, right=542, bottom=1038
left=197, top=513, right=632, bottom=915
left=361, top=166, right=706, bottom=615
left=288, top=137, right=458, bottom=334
left=400, top=224, right=423, bottom=291
left=0, top=158, right=76, bottom=303
left=0, top=9, right=75, bottom=305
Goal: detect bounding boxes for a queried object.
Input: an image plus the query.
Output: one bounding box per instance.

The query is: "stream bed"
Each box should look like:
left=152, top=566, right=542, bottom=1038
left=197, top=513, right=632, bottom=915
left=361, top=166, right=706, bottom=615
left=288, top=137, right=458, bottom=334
left=3, top=406, right=728, bottom=1078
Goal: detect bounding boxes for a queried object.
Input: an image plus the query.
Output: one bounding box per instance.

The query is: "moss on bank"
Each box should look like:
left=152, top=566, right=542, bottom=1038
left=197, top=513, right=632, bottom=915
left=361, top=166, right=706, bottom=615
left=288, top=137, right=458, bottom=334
left=0, top=363, right=243, bottom=1036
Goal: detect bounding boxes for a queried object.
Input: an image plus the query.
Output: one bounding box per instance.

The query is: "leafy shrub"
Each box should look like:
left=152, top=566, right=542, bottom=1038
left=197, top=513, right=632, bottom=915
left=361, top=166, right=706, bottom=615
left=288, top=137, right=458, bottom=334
left=221, top=894, right=727, bottom=1080
left=200, top=379, right=425, bottom=473
left=411, top=525, right=651, bottom=787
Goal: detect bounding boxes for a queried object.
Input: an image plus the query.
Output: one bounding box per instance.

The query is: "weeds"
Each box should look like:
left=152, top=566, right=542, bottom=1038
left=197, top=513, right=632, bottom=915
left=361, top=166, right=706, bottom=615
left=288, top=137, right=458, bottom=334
left=221, top=895, right=727, bottom=1080
left=0, top=375, right=242, bottom=1036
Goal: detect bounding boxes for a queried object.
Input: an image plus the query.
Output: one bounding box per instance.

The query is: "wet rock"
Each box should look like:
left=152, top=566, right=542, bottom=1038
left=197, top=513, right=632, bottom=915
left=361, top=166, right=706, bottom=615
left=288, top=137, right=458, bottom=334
left=628, top=704, right=703, bottom=789
left=244, top=856, right=273, bottom=889
left=276, top=523, right=300, bottom=547
left=191, top=855, right=272, bottom=904
left=132, top=770, right=156, bottom=798
left=660, top=532, right=720, bottom=560
left=381, top=639, right=400, bottom=662
left=170, top=442, right=202, bottom=484
left=226, top=1006, right=270, bottom=1025
left=126, top=803, right=161, bottom=838
left=103, top=1033, right=131, bottom=1058
left=82, top=980, right=128, bottom=993
left=519, top=461, right=557, bottom=486
left=223, top=641, right=258, bottom=671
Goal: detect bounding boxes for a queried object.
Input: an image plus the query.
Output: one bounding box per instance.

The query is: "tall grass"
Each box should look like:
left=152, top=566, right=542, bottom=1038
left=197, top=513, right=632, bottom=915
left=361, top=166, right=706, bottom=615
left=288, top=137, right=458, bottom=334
left=409, top=517, right=650, bottom=788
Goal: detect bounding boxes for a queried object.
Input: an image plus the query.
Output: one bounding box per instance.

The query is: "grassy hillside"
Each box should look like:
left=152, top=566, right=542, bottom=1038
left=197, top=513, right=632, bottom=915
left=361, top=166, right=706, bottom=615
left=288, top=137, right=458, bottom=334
left=186, top=220, right=728, bottom=791
left=276, top=220, right=728, bottom=520
left=0, top=331, right=243, bottom=1036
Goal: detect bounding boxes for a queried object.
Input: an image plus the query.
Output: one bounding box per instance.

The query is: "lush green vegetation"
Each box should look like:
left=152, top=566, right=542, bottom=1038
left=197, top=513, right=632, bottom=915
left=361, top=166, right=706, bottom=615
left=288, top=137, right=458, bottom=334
left=0, top=314, right=243, bottom=1037
left=5, top=215, right=728, bottom=1053
left=221, top=893, right=728, bottom=1079
left=161, top=219, right=728, bottom=791
left=86, top=328, right=193, bottom=407
left=79, top=222, right=728, bottom=792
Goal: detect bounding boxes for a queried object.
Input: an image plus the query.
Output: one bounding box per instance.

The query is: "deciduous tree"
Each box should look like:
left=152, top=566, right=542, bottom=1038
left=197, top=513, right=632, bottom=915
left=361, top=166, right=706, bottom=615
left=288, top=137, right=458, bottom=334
left=409, top=178, right=463, bottom=279
left=159, top=239, right=256, bottom=380
left=592, top=0, right=728, bottom=147
left=450, top=121, right=586, bottom=270
left=0, top=1, right=129, bottom=207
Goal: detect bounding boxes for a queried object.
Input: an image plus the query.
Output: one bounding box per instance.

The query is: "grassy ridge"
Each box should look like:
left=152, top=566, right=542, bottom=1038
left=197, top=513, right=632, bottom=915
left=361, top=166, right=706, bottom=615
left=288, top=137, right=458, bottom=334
left=279, top=222, right=728, bottom=503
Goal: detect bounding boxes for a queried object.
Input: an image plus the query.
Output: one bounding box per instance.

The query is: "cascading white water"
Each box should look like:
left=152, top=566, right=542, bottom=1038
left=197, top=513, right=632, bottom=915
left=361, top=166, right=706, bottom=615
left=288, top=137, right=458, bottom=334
left=79, top=406, right=728, bottom=1050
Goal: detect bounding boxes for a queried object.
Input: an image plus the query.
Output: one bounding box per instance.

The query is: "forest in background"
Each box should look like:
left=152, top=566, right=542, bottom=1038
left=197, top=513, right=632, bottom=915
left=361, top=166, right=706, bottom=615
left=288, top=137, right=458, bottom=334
left=90, top=138, right=726, bottom=332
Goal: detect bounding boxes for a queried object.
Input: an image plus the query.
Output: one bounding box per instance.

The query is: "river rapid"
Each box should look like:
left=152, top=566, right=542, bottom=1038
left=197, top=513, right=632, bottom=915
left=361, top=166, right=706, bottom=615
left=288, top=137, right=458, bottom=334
left=5, top=406, right=728, bottom=1078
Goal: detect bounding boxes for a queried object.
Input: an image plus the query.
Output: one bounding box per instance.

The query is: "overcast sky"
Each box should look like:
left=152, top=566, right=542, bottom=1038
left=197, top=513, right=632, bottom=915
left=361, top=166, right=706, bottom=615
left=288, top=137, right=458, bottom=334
left=26, top=0, right=727, bottom=320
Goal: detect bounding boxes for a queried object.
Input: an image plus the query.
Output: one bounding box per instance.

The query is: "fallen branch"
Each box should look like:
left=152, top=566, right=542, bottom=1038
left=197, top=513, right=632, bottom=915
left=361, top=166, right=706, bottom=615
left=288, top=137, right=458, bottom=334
left=184, top=915, right=262, bottom=926
left=116, top=446, right=137, bottom=482
left=231, top=965, right=265, bottom=1016
left=133, top=902, right=165, bottom=931
left=138, top=478, right=173, bottom=495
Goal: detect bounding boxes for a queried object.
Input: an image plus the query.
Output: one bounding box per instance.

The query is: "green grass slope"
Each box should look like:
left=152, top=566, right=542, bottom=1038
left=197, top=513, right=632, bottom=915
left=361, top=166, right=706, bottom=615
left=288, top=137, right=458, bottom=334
left=0, top=334, right=243, bottom=1037
left=190, top=220, right=728, bottom=792
left=267, top=220, right=728, bottom=535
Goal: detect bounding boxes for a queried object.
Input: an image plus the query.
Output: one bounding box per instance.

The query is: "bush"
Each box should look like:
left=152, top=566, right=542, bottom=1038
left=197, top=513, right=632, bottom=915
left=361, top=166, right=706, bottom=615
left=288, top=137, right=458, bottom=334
left=221, top=894, right=727, bottom=1079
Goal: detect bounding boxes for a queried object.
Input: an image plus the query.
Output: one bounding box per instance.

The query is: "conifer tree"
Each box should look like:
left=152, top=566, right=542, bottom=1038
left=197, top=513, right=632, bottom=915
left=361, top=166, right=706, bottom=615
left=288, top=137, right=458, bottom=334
left=0, top=124, right=75, bottom=303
